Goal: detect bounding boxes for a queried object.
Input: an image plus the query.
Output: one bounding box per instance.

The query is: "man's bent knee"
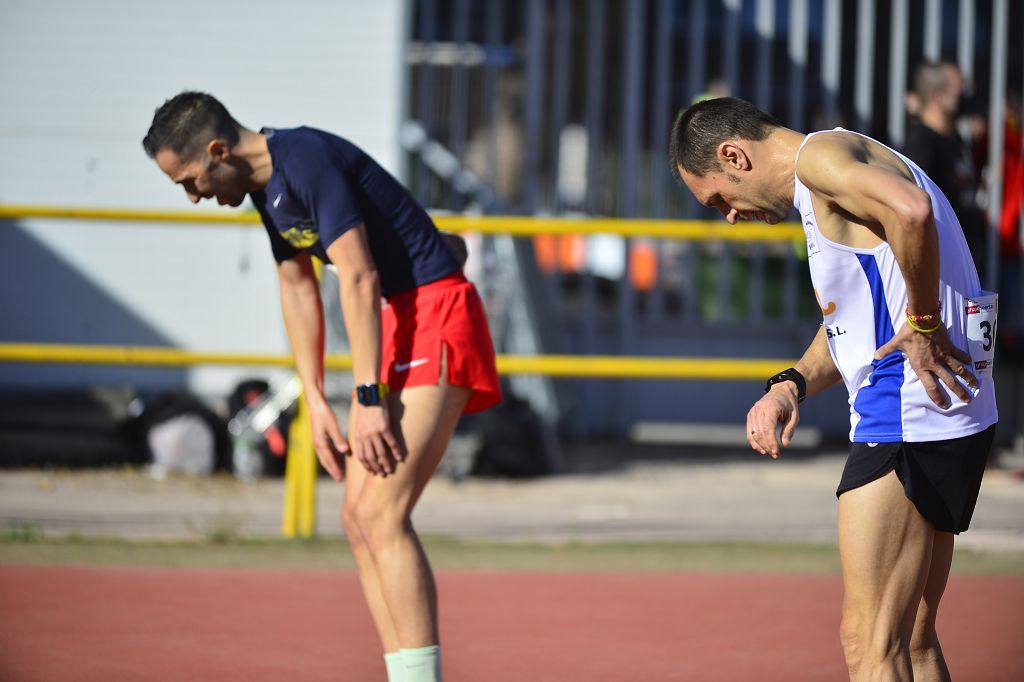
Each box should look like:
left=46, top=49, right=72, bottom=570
left=341, top=503, right=364, bottom=543
left=351, top=497, right=411, bottom=556
left=909, top=639, right=942, bottom=665
left=839, top=613, right=865, bottom=674
left=909, top=627, right=943, bottom=670
left=844, top=620, right=910, bottom=674
left=910, top=610, right=938, bottom=652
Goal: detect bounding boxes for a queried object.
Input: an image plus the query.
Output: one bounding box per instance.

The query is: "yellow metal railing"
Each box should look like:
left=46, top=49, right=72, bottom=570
left=0, top=203, right=804, bottom=242
left=0, top=343, right=793, bottom=381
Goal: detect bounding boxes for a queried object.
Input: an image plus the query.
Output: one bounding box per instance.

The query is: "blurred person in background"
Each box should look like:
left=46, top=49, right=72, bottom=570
left=670, top=97, right=997, bottom=681
left=143, top=92, right=501, bottom=682
left=904, top=61, right=987, bottom=279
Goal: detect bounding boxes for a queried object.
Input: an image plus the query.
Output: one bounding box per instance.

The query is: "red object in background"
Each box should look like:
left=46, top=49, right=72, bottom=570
left=1001, top=118, right=1023, bottom=258
left=241, top=388, right=286, bottom=458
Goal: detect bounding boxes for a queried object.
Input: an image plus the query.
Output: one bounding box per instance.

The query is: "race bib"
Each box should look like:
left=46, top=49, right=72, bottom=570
left=964, top=291, right=998, bottom=378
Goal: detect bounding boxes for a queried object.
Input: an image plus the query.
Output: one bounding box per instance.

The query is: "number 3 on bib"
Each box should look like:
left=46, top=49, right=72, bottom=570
left=965, top=291, right=998, bottom=378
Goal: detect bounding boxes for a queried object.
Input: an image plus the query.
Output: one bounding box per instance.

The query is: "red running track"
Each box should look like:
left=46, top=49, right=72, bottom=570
left=0, top=565, right=1021, bottom=681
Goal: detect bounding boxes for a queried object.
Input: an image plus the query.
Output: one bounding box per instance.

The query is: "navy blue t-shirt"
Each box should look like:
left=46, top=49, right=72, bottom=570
left=251, top=127, right=459, bottom=297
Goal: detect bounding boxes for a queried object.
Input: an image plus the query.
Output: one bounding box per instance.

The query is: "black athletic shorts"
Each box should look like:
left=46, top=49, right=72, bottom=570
left=836, top=424, right=996, bottom=534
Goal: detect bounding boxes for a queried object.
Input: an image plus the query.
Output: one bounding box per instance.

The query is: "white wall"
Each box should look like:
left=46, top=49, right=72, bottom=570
left=0, top=0, right=408, bottom=398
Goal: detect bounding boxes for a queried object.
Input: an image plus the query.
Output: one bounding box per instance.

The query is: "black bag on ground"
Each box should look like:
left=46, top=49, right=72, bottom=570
left=471, top=397, right=551, bottom=478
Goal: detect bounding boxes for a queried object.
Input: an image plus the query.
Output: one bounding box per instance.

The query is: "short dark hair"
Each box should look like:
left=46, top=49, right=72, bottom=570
left=142, top=91, right=240, bottom=160
left=912, top=60, right=959, bottom=101
left=669, top=97, right=781, bottom=180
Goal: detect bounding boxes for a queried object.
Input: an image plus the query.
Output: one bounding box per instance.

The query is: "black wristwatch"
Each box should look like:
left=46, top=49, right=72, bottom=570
left=354, top=382, right=390, bottom=406
left=764, top=368, right=807, bottom=403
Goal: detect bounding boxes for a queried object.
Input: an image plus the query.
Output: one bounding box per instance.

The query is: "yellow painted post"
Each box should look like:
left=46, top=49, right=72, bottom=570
left=282, top=392, right=317, bottom=538
left=296, top=394, right=318, bottom=538
left=281, top=397, right=302, bottom=537
left=284, top=258, right=323, bottom=538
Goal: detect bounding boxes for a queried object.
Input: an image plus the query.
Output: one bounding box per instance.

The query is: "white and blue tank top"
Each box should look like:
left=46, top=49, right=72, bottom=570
left=794, top=129, right=997, bottom=443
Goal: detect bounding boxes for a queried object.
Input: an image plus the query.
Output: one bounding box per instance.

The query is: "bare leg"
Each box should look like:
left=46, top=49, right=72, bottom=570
left=345, top=371, right=470, bottom=648
left=341, top=458, right=401, bottom=651
left=908, top=532, right=954, bottom=682
left=838, top=470, right=937, bottom=681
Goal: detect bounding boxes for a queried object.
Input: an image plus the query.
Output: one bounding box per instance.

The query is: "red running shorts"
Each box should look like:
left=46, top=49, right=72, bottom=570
left=381, top=272, right=502, bottom=414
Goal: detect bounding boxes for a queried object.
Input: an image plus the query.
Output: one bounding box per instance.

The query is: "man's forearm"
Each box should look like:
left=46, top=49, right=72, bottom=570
left=280, top=281, right=327, bottom=396
left=794, top=325, right=843, bottom=398
left=337, top=268, right=383, bottom=386
left=883, top=198, right=940, bottom=314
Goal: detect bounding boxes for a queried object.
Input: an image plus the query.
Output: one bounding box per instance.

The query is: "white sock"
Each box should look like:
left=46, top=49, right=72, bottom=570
left=384, top=651, right=404, bottom=682
left=400, top=644, right=442, bottom=682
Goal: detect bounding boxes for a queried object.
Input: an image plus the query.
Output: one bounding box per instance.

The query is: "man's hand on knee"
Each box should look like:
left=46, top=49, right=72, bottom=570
left=349, top=402, right=407, bottom=477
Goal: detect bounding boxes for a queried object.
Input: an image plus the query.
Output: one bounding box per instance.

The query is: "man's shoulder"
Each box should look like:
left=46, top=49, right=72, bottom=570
left=269, top=126, right=366, bottom=178
left=799, top=129, right=910, bottom=176
left=798, top=129, right=868, bottom=162
left=802, top=128, right=876, bottom=152
left=284, top=125, right=351, bottom=144
left=269, top=126, right=350, bottom=155
left=795, top=131, right=860, bottom=181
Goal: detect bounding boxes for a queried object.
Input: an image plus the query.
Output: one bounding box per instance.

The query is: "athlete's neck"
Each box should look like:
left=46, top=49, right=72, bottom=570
left=761, top=128, right=806, bottom=206
left=233, top=128, right=273, bottom=192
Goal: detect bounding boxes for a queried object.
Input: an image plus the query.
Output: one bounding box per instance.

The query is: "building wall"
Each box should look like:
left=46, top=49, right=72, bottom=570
left=0, top=0, right=408, bottom=398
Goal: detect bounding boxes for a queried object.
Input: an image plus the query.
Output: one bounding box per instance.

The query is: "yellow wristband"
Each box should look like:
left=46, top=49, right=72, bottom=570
left=906, top=316, right=943, bottom=334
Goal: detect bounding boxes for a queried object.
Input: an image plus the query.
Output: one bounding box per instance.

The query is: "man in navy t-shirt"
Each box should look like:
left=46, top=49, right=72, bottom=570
left=143, top=92, right=500, bottom=682
left=254, top=126, right=461, bottom=296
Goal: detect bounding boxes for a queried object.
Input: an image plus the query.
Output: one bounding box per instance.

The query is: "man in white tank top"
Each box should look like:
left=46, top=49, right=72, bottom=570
left=670, top=97, right=997, bottom=681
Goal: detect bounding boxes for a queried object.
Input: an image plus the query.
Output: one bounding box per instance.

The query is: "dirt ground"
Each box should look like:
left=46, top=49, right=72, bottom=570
left=2, top=445, right=1022, bottom=549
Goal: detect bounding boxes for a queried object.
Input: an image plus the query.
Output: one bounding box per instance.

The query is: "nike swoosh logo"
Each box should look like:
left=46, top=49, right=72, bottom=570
left=394, top=358, right=429, bottom=372
left=273, top=194, right=282, bottom=208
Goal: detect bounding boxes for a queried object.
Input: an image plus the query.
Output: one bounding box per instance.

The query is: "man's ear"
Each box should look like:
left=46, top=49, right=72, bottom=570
left=718, top=142, right=751, bottom=171
left=207, top=138, right=230, bottom=161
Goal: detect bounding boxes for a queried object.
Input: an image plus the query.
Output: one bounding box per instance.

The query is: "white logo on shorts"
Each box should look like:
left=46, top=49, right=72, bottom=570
left=394, top=358, right=429, bottom=373
left=273, top=193, right=283, bottom=208
left=867, top=443, right=878, bottom=448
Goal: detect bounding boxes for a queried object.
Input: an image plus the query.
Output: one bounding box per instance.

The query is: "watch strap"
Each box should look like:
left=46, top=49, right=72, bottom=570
left=764, top=368, right=806, bottom=403
left=354, top=382, right=390, bottom=406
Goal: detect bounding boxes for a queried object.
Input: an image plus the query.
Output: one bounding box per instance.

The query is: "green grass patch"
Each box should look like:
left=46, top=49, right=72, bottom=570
left=1, top=524, right=46, bottom=543
left=1, top=532, right=1021, bottom=574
